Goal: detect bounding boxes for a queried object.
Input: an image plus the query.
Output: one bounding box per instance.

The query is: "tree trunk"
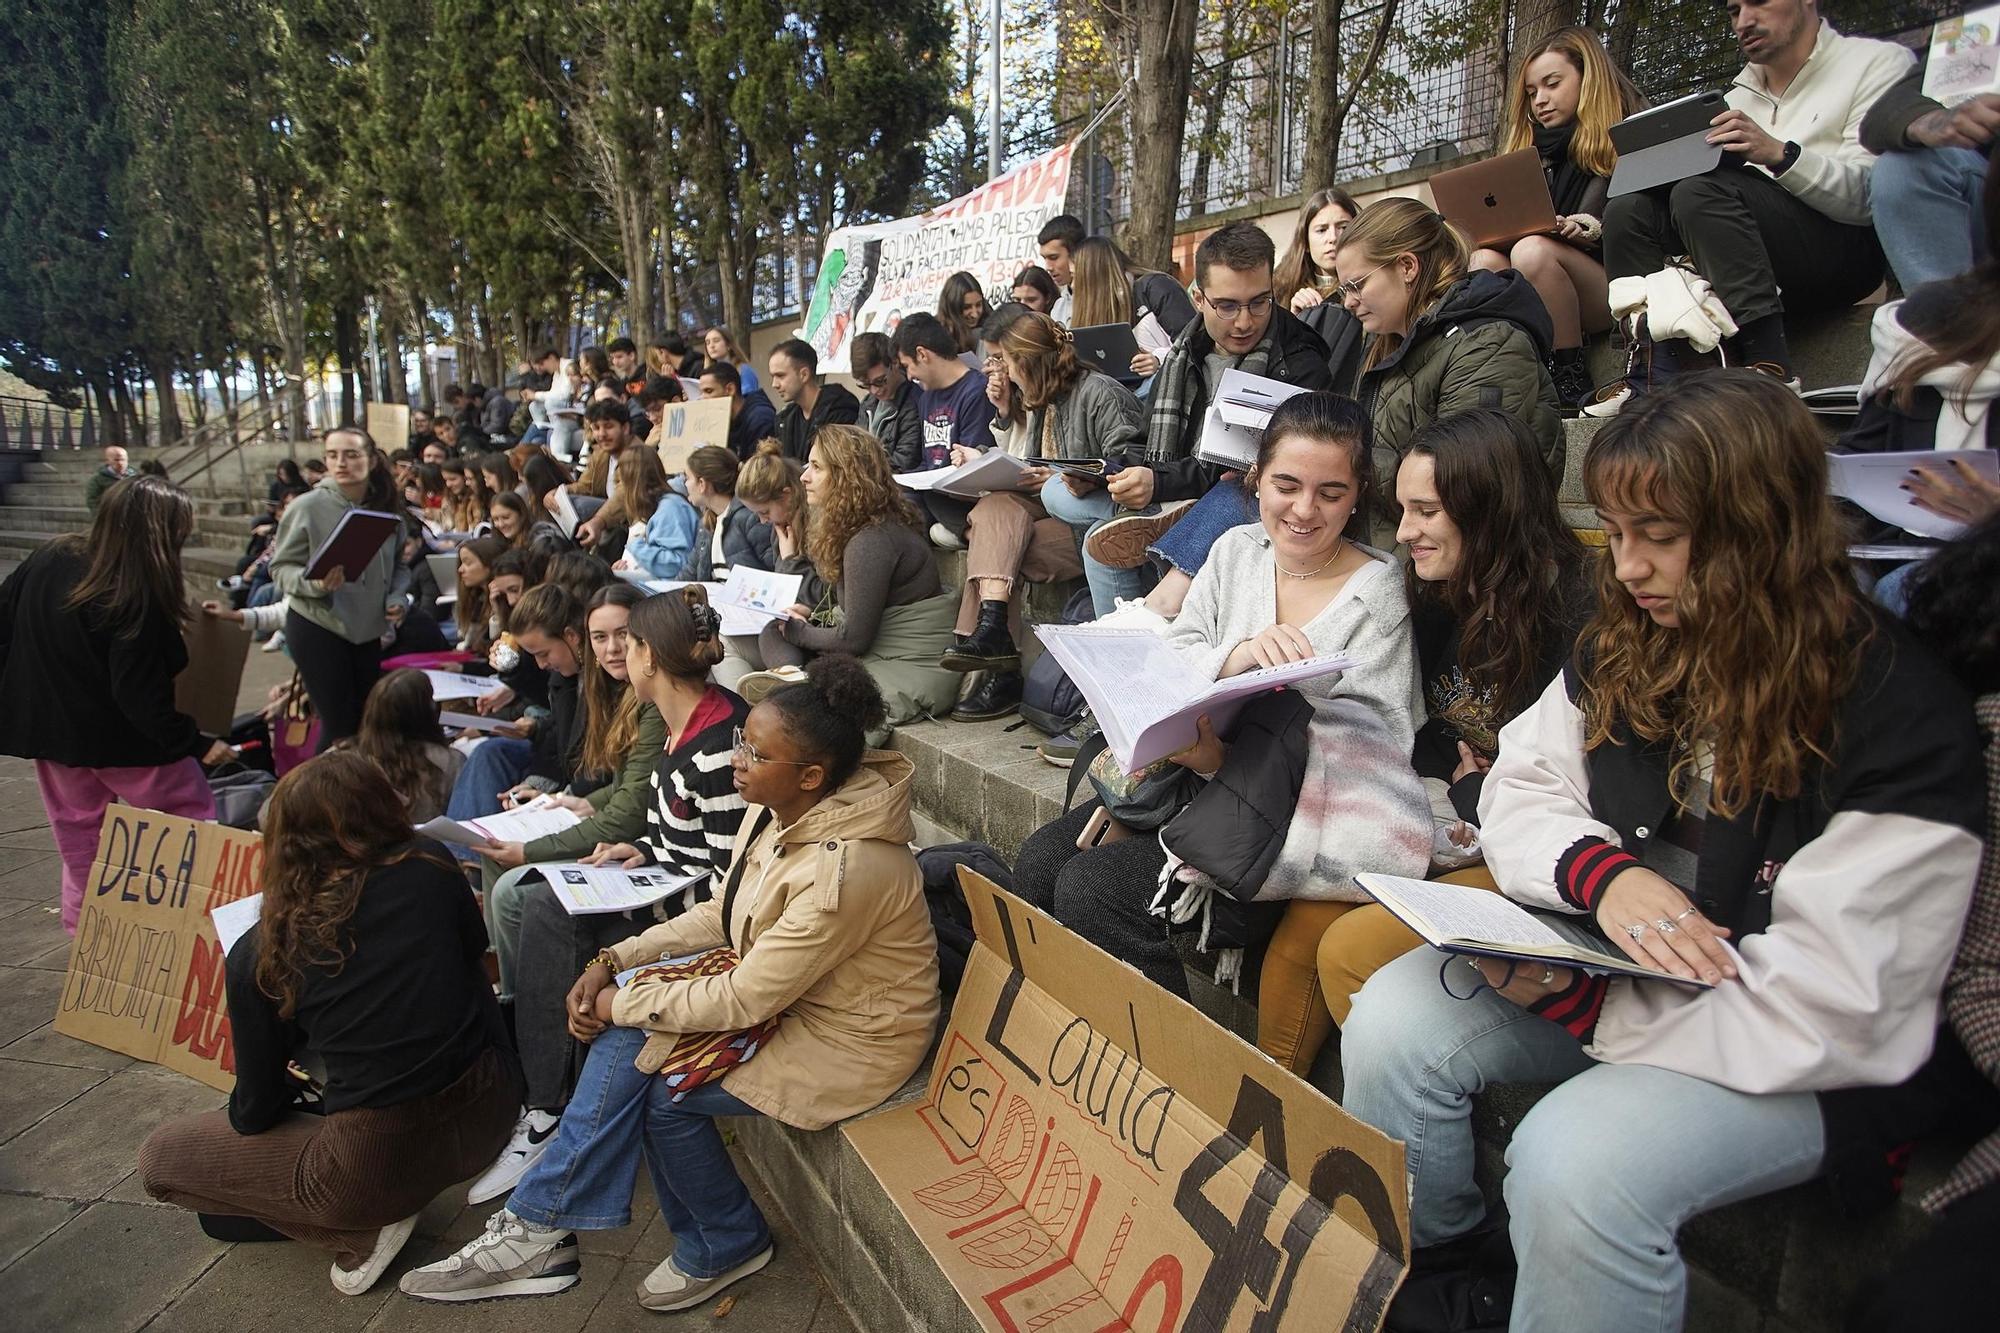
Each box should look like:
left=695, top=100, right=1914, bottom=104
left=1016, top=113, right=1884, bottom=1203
left=1123, top=0, right=1200, bottom=269
left=660, top=248, right=681, bottom=341
left=90, top=375, right=121, bottom=448
left=184, top=366, right=207, bottom=429
left=335, top=300, right=360, bottom=425
left=1301, top=0, right=1344, bottom=196
left=147, top=354, right=182, bottom=447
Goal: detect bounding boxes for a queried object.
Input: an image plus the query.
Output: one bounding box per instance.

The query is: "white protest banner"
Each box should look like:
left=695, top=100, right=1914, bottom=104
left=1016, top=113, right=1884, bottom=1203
left=804, top=142, right=1077, bottom=375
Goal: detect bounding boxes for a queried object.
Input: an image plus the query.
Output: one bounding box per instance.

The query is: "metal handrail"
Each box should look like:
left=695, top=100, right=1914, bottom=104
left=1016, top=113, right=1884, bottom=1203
left=171, top=382, right=323, bottom=493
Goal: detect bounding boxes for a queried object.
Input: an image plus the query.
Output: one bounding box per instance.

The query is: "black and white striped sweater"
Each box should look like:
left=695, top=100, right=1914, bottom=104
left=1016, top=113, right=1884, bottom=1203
left=639, top=687, right=752, bottom=885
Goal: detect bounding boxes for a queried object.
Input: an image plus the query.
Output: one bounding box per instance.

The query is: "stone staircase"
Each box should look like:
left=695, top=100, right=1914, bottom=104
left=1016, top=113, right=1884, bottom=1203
left=0, top=441, right=306, bottom=583
left=732, top=309, right=1945, bottom=1333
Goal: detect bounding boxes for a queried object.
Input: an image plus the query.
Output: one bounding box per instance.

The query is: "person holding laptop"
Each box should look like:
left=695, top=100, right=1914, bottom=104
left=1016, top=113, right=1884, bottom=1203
left=1592, top=0, right=1913, bottom=412
left=1468, top=27, right=1645, bottom=408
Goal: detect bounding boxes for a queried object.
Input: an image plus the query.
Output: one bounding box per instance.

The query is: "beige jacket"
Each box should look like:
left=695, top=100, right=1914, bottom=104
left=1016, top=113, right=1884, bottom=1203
left=608, top=751, right=939, bottom=1130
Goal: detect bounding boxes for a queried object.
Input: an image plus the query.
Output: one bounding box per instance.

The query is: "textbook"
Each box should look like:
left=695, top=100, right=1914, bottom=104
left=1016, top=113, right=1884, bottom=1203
left=1826, top=448, right=2000, bottom=539
left=415, top=800, right=582, bottom=848
left=1195, top=368, right=1308, bottom=469
left=1924, top=8, right=2000, bottom=103
left=529, top=864, right=709, bottom=916
left=1027, top=456, right=1116, bottom=479
left=304, top=508, right=401, bottom=581
left=548, top=485, right=582, bottom=538
left=895, top=448, right=1030, bottom=498
left=1034, top=623, right=1356, bottom=770
left=1356, top=873, right=1713, bottom=988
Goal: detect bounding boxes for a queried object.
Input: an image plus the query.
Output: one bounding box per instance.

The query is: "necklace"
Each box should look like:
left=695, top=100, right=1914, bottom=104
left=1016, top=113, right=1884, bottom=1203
left=1275, top=538, right=1344, bottom=580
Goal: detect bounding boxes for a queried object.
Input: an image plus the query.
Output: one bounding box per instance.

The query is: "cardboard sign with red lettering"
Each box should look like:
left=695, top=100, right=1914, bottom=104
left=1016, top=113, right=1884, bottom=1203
left=843, top=873, right=1410, bottom=1332
left=52, top=804, right=264, bottom=1091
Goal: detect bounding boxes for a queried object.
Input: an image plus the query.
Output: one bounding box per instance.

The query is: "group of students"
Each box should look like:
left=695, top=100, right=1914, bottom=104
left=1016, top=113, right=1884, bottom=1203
left=5, top=2, right=2000, bottom=1321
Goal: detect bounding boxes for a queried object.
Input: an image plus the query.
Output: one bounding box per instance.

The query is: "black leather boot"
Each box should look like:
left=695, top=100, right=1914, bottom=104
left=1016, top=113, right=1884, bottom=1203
left=939, top=599, right=1019, bottom=671
left=952, top=670, right=1023, bottom=721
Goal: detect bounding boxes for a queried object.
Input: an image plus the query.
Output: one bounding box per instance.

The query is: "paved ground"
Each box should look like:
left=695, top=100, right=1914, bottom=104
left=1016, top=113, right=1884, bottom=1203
left=0, top=640, right=856, bottom=1330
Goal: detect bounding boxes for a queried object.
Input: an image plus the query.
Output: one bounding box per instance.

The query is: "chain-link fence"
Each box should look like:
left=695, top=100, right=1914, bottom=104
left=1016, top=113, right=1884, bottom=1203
left=1058, top=0, right=1959, bottom=234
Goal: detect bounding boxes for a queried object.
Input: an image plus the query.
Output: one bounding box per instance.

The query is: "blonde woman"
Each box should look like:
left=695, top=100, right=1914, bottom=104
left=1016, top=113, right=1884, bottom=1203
left=1469, top=26, right=1645, bottom=406
left=1070, top=236, right=1184, bottom=379
left=700, top=326, right=760, bottom=395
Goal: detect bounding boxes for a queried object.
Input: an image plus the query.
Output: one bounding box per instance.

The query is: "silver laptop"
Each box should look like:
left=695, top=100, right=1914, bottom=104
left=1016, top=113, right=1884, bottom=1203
left=1071, top=323, right=1144, bottom=384
left=1608, top=91, right=1728, bottom=199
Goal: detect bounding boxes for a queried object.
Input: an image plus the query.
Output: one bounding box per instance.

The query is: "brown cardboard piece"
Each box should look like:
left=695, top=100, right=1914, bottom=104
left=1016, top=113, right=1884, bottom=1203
left=175, top=608, right=252, bottom=734
left=365, top=402, right=411, bottom=451
left=844, top=873, right=1410, bottom=1332
left=649, top=397, right=732, bottom=471
left=52, top=805, right=264, bottom=1092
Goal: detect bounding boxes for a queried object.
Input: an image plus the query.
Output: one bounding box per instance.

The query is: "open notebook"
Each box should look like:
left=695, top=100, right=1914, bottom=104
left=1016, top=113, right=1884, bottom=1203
left=1357, top=873, right=1713, bottom=988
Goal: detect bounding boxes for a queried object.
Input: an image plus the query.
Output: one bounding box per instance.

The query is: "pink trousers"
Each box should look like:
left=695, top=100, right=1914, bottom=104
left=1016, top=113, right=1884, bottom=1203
left=34, top=758, right=216, bottom=934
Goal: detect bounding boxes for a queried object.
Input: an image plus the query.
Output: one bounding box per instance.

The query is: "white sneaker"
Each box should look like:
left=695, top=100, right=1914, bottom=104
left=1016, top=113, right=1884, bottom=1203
left=466, top=1108, right=560, bottom=1205
left=1580, top=383, right=1633, bottom=419
left=330, top=1212, right=420, bottom=1296
left=260, top=630, right=287, bottom=654
left=929, top=522, right=967, bottom=550
left=398, top=1208, right=580, bottom=1303
left=1093, top=597, right=1172, bottom=636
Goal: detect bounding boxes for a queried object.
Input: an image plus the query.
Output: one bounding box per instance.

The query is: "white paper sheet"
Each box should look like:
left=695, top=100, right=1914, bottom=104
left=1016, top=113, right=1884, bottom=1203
left=211, top=893, right=264, bottom=955
left=894, top=449, right=1029, bottom=499
left=1827, top=449, right=2000, bottom=539
left=438, top=710, right=517, bottom=733
left=415, top=801, right=582, bottom=848
left=536, top=864, right=709, bottom=915
left=422, top=670, right=496, bottom=701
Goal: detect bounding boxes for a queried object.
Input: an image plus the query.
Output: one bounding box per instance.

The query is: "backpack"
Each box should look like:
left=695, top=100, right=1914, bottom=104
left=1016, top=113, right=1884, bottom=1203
left=1018, top=586, right=1096, bottom=736
left=915, top=841, right=1015, bottom=996
left=209, top=764, right=277, bottom=830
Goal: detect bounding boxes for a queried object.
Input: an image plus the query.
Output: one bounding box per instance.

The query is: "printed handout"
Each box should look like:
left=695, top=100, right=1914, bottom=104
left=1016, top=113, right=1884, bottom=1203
left=422, top=670, right=496, bottom=701
left=1034, top=624, right=1356, bottom=770
left=1827, top=449, right=2000, bottom=539
left=415, top=801, right=582, bottom=849
left=895, top=449, right=1030, bottom=499
left=1195, top=368, right=1309, bottom=469
left=532, top=864, right=710, bottom=916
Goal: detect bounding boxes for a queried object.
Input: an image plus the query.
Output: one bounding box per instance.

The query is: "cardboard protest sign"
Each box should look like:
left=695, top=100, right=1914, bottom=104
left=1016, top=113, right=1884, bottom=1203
left=844, top=873, right=1409, bottom=1331
left=650, top=397, right=732, bottom=471
left=53, top=805, right=264, bottom=1092
left=175, top=608, right=252, bottom=734
left=805, top=142, right=1076, bottom=375
left=366, top=402, right=411, bottom=451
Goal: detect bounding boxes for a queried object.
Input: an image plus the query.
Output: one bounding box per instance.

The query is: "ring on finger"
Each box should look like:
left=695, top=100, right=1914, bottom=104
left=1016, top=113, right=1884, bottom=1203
left=1540, top=966, right=1556, bottom=986
left=1675, top=907, right=1698, bottom=923
left=1654, top=917, right=1678, bottom=935
left=1624, top=921, right=1648, bottom=943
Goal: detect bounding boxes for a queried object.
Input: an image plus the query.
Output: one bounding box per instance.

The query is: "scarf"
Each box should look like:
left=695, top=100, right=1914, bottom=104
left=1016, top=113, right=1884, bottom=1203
left=1859, top=299, right=2000, bottom=453
left=1534, top=121, right=1594, bottom=218
left=1145, top=324, right=1275, bottom=463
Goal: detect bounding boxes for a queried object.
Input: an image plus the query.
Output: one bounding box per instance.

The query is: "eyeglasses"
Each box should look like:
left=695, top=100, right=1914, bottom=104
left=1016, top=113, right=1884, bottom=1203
left=1337, top=262, right=1390, bottom=300
left=859, top=371, right=893, bottom=392
left=1201, top=291, right=1275, bottom=320
left=732, top=726, right=812, bottom=767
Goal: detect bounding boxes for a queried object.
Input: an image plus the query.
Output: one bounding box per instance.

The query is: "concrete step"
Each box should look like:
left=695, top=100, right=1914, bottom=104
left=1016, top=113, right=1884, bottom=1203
left=0, top=531, right=240, bottom=579
left=1, top=481, right=96, bottom=507
left=1581, top=302, right=1876, bottom=393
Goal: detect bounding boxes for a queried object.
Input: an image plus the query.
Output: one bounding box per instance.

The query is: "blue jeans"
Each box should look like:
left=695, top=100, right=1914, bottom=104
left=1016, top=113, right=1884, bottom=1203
left=1872, top=146, right=1991, bottom=291
left=1342, top=933, right=1825, bottom=1331
left=1149, top=480, right=1255, bottom=576
left=508, top=1026, right=771, bottom=1278
left=1870, top=555, right=1930, bottom=617
left=1038, top=476, right=1152, bottom=614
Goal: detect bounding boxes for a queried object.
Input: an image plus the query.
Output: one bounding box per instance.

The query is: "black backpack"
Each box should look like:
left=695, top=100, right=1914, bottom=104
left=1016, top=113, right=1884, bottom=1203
left=1018, top=586, right=1096, bottom=736
left=915, top=842, right=1014, bottom=996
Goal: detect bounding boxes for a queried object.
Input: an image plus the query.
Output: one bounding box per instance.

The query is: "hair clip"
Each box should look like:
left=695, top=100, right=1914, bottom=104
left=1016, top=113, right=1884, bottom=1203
left=1055, top=326, right=1074, bottom=345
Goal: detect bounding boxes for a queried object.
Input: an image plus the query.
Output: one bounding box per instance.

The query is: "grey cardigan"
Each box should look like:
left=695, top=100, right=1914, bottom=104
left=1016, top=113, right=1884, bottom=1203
left=1164, top=525, right=1425, bottom=754
left=1004, top=370, right=1146, bottom=462
left=268, top=478, right=399, bottom=644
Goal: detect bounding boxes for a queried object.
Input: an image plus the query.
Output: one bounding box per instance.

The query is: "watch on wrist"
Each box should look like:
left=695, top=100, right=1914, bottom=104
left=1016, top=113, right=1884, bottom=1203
left=1772, top=140, right=1802, bottom=176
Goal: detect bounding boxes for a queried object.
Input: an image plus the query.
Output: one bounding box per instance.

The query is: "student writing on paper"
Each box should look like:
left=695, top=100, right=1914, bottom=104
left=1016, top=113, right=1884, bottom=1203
left=1339, top=373, right=1985, bottom=1333
left=1014, top=391, right=1427, bottom=1003
left=470, top=586, right=665, bottom=1002
left=402, top=657, right=936, bottom=1312
left=741, top=426, right=959, bottom=732
left=1262, top=409, right=1596, bottom=1075
left=466, top=587, right=751, bottom=1206
left=938, top=310, right=1138, bottom=721
left=0, top=475, right=234, bottom=934
left=139, top=752, right=521, bottom=1298
left=267, top=428, right=402, bottom=749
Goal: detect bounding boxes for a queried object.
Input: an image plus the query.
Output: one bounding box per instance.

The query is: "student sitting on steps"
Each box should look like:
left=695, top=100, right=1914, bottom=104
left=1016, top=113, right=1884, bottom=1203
left=400, top=656, right=938, bottom=1312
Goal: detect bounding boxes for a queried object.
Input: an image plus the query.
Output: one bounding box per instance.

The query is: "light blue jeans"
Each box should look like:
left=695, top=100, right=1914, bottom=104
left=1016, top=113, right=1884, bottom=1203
left=1872, top=146, right=1990, bottom=291
left=507, top=1025, right=772, bottom=1278
left=1341, top=926, right=1825, bottom=1332
left=1038, top=475, right=1152, bottom=614
left=1150, top=480, right=1256, bottom=576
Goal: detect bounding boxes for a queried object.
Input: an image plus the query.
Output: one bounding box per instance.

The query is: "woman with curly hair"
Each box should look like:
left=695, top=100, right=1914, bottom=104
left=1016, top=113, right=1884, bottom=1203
left=741, top=425, right=959, bottom=728
left=1339, top=371, right=1986, bottom=1331
left=138, top=750, right=521, bottom=1296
